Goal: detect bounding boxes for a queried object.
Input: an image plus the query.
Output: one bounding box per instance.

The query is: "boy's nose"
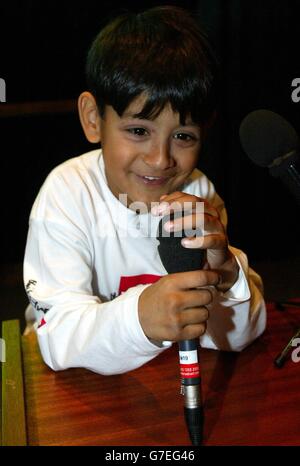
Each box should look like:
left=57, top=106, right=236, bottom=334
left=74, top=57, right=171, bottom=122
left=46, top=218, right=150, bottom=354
left=143, top=143, right=175, bottom=170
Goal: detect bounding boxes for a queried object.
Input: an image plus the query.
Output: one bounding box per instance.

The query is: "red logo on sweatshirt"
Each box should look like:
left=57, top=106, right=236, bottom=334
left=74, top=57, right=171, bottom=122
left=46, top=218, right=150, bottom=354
left=119, top=274, right=162, bottom=294
left=38, top=317, right=46, bottom=329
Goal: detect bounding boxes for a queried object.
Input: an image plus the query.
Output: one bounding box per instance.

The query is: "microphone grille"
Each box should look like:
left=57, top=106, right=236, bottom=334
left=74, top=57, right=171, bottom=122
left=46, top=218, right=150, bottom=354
left=239, top=109, right=299, bottom=167
left=157, top=213, right=205, bottom=274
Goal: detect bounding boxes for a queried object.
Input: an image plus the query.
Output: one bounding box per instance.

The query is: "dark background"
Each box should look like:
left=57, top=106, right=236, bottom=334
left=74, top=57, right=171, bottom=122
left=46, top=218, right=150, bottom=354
left=1, top=0, right=300, bottom=325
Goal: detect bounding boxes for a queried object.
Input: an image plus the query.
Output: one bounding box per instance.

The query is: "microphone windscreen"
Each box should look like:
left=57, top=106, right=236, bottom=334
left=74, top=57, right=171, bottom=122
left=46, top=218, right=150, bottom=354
left=156, top=212, right=205, bottom=274
left=239, top=109, right=299, bottom=167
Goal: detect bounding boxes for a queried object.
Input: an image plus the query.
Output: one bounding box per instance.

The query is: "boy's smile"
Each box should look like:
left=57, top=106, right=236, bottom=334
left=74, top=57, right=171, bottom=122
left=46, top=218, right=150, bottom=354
left=82, top=92, right=203, bottom=209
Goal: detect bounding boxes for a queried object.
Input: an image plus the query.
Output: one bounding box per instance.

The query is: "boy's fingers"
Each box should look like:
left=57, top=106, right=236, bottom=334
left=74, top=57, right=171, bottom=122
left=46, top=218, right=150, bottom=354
left=178, top=307, right=209, bottom=327
left=165, top=212, right=222, bottom=233
left=156, top=192, right=219, bottom=218
left=159, top=191, right=185, bottom=202
left=168, top=269, right=220, bottom=289
left=175, top=288, right=213, bottom=310
left=182, top=288, right=213, bottom=309
left=182, top=233, right=227, bottom=250
left=179, top=323, right=207, bottom=340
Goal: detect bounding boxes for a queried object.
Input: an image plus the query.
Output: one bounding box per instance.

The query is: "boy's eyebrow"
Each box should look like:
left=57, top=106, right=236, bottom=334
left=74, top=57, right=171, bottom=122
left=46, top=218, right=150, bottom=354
left=122, top=112, right=144, bottom=119
left=121, top=112, right=200, bottom=128
left=121, top=110, right=153, bottom=120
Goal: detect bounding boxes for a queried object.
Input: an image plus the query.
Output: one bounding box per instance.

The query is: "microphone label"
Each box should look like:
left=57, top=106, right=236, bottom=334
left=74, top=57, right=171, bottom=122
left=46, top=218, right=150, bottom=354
left=179, top=350, right=200, bottom=378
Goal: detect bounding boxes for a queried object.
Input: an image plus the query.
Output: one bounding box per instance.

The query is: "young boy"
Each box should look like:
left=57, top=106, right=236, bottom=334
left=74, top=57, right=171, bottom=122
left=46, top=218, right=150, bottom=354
left=23, top=6, right=266, bottom=375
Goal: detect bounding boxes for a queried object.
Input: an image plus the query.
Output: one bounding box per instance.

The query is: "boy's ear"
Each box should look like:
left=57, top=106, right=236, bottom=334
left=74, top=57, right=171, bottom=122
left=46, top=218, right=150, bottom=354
left=78, top=92, right=102, bottom=143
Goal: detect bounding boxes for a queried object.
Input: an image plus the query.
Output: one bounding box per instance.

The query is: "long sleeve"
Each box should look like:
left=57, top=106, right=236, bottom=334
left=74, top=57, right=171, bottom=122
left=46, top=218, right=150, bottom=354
left=200, top=245, right=266, bottom=351
left=24, top=217, right=167, bottom=375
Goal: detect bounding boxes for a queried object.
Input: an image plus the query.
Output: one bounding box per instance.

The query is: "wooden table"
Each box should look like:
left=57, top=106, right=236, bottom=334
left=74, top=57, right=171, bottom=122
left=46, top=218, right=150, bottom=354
left=1, top=302, right=300, bottom=446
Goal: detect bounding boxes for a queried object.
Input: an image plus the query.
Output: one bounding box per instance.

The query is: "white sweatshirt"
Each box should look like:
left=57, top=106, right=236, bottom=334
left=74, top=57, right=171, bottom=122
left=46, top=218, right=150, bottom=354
left=23, top=149, right=266, bottom=375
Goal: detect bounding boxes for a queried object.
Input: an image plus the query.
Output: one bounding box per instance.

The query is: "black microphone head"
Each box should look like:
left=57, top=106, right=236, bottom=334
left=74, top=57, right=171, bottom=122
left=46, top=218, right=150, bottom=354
left=239, top=109, right=299, bottom=167
left=156, top=212, right=205, bottom=274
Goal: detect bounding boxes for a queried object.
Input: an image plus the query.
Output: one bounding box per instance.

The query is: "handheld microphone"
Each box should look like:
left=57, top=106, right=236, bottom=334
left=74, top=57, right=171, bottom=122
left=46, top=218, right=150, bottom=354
left=157, top=212, right=205, bottom=446
left=239, top=109, right=300, bottom=207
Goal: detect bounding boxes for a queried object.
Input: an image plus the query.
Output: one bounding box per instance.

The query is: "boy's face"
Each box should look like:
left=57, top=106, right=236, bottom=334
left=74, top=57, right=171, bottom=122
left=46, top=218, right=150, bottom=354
left=99, top=94, right=202, bottom=209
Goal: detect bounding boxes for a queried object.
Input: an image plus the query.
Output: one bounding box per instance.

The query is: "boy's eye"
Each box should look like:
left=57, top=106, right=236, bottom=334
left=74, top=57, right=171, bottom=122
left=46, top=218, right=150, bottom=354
left=174, top=132, right=196, bottom=142
left=127, top=127, right=148, bottom=137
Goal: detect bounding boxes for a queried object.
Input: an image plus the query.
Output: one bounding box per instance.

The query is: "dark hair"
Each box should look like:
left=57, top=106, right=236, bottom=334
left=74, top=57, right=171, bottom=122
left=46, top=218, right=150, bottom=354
left=86, top=6, right=219, bottom=125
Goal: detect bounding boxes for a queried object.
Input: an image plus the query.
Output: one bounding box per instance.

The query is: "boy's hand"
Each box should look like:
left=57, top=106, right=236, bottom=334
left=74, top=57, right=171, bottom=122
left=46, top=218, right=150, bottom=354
left=138, top=192, right=239, bottom=342
left=151, top=192, right=239, bottom=293
left=138, top=270, right=220, bottom=342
